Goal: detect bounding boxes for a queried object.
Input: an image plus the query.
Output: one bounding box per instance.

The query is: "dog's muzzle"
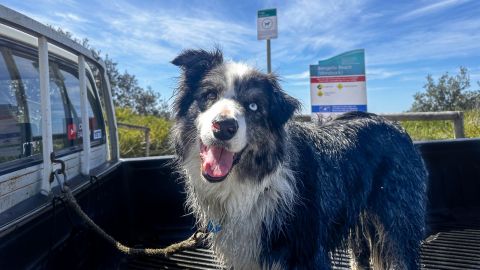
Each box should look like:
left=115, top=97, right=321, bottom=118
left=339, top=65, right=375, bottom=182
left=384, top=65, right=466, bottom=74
left=212, top=117, right=238, bottom=141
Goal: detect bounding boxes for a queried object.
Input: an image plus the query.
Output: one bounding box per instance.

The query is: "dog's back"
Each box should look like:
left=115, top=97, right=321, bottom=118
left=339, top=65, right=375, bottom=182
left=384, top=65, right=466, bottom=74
left=265, top=112, right=427, bottom=269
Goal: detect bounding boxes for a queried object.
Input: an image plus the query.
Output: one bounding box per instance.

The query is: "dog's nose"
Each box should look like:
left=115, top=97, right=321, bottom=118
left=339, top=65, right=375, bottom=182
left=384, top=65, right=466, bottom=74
left=212, top=117, right=238, bottom=141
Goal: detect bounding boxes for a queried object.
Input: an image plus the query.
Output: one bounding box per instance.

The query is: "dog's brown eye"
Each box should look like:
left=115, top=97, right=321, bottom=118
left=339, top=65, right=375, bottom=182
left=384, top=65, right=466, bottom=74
left=206, top=92, right=217, bottom=100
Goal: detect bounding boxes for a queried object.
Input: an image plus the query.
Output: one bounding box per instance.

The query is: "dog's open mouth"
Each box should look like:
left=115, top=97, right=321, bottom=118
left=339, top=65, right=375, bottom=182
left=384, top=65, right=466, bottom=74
left=200, top=143, right=237, bottom=182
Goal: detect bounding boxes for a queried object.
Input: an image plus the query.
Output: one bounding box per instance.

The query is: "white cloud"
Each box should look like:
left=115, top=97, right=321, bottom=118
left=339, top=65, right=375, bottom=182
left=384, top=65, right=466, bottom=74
left=281, top=0, right=363, bottom=32
left=367, top=86, right=393, bottom=93
left=75, top=1, right=261, bottom=66
left=270, top=0, right=375, bottom=66
left=471, top=72, right=480, bottom=83
left=367, top=68, right=402, bottom=80
left=15, top=0, right=261, bottom=65
left=284, top=71, right=309, bottom=80
left=53, top=12, right=89, bottom=23
left=19, top=8, right=92, bottom=39
left=286, top=81, right=310, bottom=87
left=367, top=17, right=480, bottom=66
left=395, top=0, right=471, bottom=22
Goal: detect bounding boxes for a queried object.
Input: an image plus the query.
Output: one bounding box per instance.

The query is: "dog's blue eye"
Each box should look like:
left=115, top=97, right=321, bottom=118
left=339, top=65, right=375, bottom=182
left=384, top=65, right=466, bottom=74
left=206, top=92, right=217, bottom=100
left=248, top=103, right=258, bottom=111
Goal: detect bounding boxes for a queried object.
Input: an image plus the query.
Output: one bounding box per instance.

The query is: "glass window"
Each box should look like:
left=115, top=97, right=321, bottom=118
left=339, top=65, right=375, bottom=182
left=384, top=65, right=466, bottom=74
left=49, top=61, right=106, bottom=150
left=49, top=62, right=82, bottom=151
left=87, top=77, right=106, bottom=144
left=0, top=46, right=42, bottom=165
left=87, top=60, right=110, bottom=156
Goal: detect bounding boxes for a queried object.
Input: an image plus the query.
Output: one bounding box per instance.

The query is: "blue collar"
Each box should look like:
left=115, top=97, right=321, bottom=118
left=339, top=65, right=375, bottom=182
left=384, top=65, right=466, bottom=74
left=207, top=221, right=222, bottom=233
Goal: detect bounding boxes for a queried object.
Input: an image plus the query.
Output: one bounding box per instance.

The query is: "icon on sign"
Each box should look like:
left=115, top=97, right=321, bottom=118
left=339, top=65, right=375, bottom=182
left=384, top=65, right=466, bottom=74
left=262, top=18, right=273, bottom=29
left=93, top=129, right=102, bottom=140
left=67, top=124, right=77, bottom=140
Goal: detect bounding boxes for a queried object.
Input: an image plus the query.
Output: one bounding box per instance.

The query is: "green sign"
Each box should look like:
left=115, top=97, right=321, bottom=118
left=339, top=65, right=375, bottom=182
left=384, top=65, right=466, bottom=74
left=312, top=49, right=366, bottom=76
left=258, top=9, right=276, bottom=18
left=310, top=49, right=367, bottom=114
left=257, top=8, right=278, bottom=40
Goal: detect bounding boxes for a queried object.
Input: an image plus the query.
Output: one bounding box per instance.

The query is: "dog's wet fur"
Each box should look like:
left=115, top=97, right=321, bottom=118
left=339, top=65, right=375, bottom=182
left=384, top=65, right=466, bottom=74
left=171, top=49, right=427, bottom=269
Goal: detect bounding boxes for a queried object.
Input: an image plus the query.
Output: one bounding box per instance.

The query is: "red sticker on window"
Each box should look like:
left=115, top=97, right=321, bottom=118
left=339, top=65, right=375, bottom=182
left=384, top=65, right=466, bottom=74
left=67, top=124, right=77, bottom=140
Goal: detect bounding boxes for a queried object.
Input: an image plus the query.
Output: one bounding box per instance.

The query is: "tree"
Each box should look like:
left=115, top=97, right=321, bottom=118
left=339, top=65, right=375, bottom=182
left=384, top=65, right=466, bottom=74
left=103, top=56, right=169, bottom=117
left=104, top=54, right=120, bottom=90
left=136, top=86, right=170, bottom=118
left=50, top=26, right=100, bottom=59
left=410, top=67, right=480, bottom=112
left=115, top=71, right=141, bottom=108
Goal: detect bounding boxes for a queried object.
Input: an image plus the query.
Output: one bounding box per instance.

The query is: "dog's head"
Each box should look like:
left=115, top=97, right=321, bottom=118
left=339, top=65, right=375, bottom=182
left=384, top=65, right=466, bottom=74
left=172, top=49, right=300, bottom=183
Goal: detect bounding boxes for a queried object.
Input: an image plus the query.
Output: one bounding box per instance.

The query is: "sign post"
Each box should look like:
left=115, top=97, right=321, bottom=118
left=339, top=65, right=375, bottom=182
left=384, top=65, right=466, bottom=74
left=310, top=49, right=367, bottom=117
left=267, top=39, right=271, bottom=74
left=257, top=8, right=277, bottom=73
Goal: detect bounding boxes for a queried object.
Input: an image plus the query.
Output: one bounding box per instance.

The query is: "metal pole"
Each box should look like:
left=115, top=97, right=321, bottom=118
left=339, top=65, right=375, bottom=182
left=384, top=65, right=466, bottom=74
left=267, top=39, right=271, bottom=73
left=453, top=111, right=465, bottom=139
left=103, top=69, right=120, bottom=161
left=38, top=36, right=53, bottom=195
left=78, top=55, right=91, bottom=174
left=145, top=128, right=150, bottom=157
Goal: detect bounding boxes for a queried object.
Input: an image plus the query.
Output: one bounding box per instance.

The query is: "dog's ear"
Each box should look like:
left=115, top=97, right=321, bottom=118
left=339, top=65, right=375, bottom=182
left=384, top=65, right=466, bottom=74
left=171, top=49, right=224, bottom=119
left=268, top=74, right=301, bottom=126
left=171, top=48, right=223, bottom=79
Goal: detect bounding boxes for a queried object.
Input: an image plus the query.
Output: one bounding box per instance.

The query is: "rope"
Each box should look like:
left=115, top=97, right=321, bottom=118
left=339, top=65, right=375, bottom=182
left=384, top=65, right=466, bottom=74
left=54, top=170, right=207, bottom=257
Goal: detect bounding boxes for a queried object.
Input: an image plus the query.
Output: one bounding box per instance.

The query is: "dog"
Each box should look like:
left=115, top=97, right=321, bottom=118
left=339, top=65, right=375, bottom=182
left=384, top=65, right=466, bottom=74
left=171, top=49, right=427, bottom=270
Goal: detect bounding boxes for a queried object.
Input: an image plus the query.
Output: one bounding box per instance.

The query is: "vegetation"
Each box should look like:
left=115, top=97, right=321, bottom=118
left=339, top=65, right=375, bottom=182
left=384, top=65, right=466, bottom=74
left=410, top=67, right=480, bottom=112
left=104, top=56, right=170, bottom=118
left=401, top=110, right=480, bottom=141
left=406, top=67, right=480, bottom=140
left=116, top=108, right=173, bottom=157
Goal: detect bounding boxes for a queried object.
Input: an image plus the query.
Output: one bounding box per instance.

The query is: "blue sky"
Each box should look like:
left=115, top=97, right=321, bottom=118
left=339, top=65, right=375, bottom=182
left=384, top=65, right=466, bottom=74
left=3, top=0, right=480, bottom=113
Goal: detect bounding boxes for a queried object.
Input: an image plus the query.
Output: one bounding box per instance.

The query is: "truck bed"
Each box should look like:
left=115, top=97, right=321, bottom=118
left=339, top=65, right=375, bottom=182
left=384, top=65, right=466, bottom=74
left=1, top=139, right=480, bottom=269
left=123, top=219, right=480, bottom=270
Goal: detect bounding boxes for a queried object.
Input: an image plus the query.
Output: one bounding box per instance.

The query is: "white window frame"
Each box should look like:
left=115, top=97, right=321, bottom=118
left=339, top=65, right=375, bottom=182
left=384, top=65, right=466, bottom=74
left=0, top=5, right=119, bottom=199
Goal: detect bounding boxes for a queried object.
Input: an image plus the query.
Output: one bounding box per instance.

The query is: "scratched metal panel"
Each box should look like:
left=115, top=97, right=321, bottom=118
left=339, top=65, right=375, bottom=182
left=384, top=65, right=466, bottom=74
left=0, top=151, right=82, bottom=214
left=0, top=163, right=43, bottom=213
left=0, top=166, right=42, bottom=197
left=0, top=180, right=41, bottom=212
left=90, top=144, right=107, bottom=169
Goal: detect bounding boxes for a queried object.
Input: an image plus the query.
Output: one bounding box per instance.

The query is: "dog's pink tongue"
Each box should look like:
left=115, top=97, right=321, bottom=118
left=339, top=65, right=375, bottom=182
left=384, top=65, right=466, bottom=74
left=201, top=145, right=234, bottom=179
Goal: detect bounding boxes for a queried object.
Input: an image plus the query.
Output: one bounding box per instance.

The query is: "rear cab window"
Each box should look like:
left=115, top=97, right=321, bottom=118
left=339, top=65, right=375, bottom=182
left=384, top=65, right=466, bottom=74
left=0, top=43, right=42, bottom=165
left=0, top=37, right=106, bottom=170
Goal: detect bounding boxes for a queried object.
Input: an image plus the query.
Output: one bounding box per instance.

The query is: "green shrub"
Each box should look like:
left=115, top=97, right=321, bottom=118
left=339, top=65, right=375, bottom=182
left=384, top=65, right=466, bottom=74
left=464, top=110, right=480, bottom=138
left=115, top=107, right=173, bottom=158
left=401, top=110, right=480, bottom=141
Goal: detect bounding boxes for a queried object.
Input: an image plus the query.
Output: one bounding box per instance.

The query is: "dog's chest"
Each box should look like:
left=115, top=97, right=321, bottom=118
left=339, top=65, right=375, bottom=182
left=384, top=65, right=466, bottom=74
left=198, top=181, right=295, bottom=269
left=194, top=180, right=268, bottom=268
left=183, top=153, right=296, bottom=269
left=210, top=215, right=263, bottom=269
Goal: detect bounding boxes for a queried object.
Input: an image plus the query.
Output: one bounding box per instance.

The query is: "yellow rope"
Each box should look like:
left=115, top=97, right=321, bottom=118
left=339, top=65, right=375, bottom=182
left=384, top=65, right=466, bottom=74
left=62, top=185, right=207, bottom=256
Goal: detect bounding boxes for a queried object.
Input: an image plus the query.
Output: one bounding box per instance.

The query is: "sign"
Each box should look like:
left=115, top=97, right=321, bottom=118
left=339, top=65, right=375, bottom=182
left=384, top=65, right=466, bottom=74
left=257, top=8, right=277, bottom=40
left=93, top=129, right=102, bottom=140
left=67, top=123, right=77, bottom=140
left=310, top=49, right=367, bottom=116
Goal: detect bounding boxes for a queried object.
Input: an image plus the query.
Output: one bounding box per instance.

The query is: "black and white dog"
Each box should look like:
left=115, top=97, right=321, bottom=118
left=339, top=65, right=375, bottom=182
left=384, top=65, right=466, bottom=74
left=171, top=49, right=427, bottom=270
